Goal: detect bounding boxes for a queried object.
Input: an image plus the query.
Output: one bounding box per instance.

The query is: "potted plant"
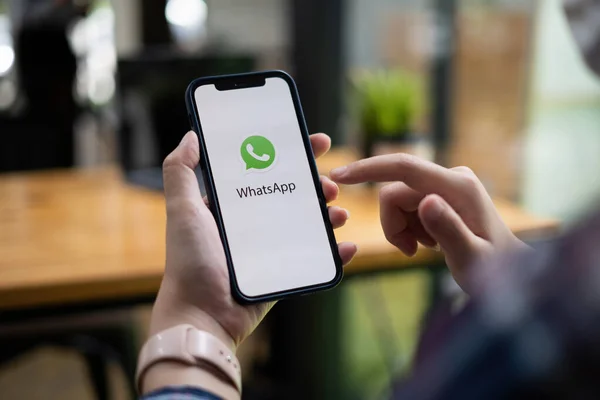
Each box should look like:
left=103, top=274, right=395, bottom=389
left=352, top=69, right=429, bottom=159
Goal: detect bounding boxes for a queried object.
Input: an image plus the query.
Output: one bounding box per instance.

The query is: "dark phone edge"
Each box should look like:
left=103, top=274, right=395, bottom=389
left=185, top=70, right=344, bottom=304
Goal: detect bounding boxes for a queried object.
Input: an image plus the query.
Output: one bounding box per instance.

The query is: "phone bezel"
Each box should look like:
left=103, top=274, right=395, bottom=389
left=185, top=70, right=344, bottom=304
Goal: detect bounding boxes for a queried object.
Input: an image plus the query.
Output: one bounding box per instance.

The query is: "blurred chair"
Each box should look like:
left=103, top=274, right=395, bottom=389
left=0, top=310, right=138, bottom=400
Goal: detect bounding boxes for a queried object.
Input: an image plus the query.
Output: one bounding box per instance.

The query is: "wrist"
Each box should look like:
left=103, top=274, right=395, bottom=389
left=150, top=286, right=237, bottom=353
left=139, top=319, right=242, bottom=397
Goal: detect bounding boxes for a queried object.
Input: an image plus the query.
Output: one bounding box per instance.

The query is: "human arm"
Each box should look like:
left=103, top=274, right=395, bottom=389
left=138, top=131, right=358, bottom=399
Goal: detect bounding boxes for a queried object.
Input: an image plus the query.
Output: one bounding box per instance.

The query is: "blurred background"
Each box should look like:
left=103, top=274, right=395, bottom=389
left=0, top=0, right=595, bottom=399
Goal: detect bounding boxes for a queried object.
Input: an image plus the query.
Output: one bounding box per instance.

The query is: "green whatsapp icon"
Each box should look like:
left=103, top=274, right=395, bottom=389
left=240, top=135, right=276, bottom=171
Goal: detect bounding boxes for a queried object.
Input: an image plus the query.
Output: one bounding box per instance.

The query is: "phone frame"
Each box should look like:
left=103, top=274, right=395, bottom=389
left=185, top=70, right=343, bottom=304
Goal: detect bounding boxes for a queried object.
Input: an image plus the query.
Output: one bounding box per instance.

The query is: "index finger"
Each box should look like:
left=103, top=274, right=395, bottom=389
left=330, top=154, right=460, bottom=197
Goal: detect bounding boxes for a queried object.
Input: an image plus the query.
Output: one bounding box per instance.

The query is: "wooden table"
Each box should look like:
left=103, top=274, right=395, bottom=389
left=0, top=152, right=559, bottom=311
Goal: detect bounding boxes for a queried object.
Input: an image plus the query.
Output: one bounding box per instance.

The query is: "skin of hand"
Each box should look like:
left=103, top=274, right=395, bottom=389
left=143, top=131, right=357, bottom=396
left=330, top=154, right=530, bottom=294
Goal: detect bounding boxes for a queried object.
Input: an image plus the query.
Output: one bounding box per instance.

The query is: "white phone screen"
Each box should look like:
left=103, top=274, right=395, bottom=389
left=194, top=77, right=338, bottom=297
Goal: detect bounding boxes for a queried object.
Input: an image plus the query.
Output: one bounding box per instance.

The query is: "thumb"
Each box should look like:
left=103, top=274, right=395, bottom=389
left=418, top=194, right=480, bottom=268
left=162, top=131, right=203, bottom=210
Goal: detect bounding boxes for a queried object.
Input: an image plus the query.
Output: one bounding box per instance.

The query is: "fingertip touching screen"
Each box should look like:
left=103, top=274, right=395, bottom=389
left=194, top=77, right=337, bottom=298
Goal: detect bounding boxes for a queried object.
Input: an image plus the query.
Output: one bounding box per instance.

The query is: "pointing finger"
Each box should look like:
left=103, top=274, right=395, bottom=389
left=330, top=154, right=461, bottom=201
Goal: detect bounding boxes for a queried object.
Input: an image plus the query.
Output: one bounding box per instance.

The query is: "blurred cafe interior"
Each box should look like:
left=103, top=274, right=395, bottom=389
left=0, top=0, right=597, bottom=398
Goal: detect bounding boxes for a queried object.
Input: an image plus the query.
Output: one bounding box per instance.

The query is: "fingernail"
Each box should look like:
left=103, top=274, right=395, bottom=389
left=427, top=197, right=444, bottom=218
left=331, top=166, right=347, bottom=178
left=344, top=209, right=350, bottom=220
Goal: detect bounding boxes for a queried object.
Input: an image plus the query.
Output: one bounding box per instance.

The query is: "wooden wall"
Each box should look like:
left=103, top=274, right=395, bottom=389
left=383, top=9, right=534, bottom=199
left=450, top=11, right=534, bottom=199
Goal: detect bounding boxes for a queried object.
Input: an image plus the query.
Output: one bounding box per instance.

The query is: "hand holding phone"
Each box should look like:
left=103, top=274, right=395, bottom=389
left=151, top=130, right=357, bottom=353
left=186, top=71, right=350, bottom=303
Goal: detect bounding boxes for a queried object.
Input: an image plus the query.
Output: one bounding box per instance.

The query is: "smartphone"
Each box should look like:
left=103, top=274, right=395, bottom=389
left=185, top=70, right=343, bottom=303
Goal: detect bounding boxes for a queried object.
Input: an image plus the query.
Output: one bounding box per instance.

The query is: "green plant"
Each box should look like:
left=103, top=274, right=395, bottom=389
left=352, top=69, right=424, bottom=139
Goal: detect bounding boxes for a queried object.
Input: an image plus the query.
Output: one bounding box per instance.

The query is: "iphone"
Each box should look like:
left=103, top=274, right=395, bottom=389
left=185, top=71, right=343, bottom=303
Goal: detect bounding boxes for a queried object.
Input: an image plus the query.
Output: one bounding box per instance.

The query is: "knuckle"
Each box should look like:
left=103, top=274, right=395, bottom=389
left=383, top=230, right=394, bottom=244
left=453, top=166, right=475, bottom=176
left=378, top=184, right=397, bottom=203
left=392, top=154, right=426, bottom=183
left=162, top=145, right=198, bottom=172
left=162, top=156, right=188, bottom=182
left=393, top=153, right=419, bottom=172
left=383, top=230, right=404, bottom=248
left=458, top=173, right=482, bottom=195
left=166, top=197, right=201, bottom=219
left=162, top=151, right=180, bottom=170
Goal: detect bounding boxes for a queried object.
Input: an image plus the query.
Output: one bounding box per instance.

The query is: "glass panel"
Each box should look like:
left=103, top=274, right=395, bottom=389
left=523, top=0, right=600, bottom=222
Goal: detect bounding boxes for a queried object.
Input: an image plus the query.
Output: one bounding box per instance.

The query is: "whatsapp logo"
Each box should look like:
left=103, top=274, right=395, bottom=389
left=240, top=135, right=276, bottom=172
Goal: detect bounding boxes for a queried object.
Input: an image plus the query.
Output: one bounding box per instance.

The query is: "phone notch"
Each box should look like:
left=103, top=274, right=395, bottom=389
left=215, top=75, right=266, bottom=91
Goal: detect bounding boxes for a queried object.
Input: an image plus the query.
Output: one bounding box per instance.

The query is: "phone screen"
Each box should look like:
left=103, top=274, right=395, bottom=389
left=193, top=76, right=338, bottom=298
